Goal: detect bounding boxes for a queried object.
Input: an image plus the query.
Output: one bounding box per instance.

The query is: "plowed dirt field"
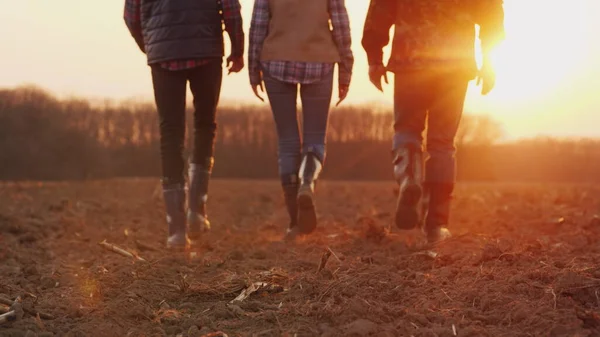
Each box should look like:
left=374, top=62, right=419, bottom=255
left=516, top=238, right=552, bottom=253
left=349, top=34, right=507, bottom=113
left=1, top=179, right=600, bottom=337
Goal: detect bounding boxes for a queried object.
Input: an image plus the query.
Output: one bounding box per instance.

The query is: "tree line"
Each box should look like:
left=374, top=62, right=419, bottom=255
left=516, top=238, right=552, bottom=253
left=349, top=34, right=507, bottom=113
left=0, top=85, right=597, bottom=183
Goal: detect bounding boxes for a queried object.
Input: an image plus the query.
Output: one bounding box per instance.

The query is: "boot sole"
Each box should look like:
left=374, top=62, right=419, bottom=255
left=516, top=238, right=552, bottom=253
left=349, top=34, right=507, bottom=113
left=395, top=183, right=422, bottom=230
left=187, top=212, right=210, bottom=241
left=426, top=227, right=452, bottom=244
left=297, top=186, right=317, bottom=234
left=283, top=226, right=302, bottom=242
left=166, top=244, right=188, bottom=252
left=188, top=233, right=202, bottom=243
left=166, top=241, right=189, bottom=251
left=167, top=233, right=190, bottom=251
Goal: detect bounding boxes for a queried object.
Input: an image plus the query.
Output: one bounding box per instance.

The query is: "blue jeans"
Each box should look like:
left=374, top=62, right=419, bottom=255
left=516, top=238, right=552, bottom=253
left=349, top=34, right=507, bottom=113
left=263, top=71, right=334, bottom=177
left=393, top=70, right=470, bottom=184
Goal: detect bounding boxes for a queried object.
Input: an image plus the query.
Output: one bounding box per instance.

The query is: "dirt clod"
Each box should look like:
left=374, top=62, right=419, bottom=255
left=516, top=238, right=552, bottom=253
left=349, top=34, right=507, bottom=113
left=343, top=319, right=378, bottom=336
left=37, top=333, right=54, bottom=337
left=480, top=243, right=502, bottom=262
left=228, top=250, right=244, bottom=261
left=187, top=325, right=201, bottom=337
left=178, top=302, right=195, bottom=311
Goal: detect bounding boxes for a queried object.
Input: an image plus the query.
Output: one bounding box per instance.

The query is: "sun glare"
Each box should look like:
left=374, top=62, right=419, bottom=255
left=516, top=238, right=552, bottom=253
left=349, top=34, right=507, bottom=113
left=488, top=1, right=588, bottom=105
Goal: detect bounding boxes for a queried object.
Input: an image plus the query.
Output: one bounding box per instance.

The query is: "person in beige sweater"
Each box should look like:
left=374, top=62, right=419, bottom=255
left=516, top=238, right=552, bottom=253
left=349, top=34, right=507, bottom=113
left=249, top=0, right=354, bottom=240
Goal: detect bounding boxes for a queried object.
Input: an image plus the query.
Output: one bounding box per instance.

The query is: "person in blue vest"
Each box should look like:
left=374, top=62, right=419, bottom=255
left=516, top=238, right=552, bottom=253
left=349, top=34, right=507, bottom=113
left=124, top=0, right=245, bottom=249
left=363, top=0, right=505, bottom=243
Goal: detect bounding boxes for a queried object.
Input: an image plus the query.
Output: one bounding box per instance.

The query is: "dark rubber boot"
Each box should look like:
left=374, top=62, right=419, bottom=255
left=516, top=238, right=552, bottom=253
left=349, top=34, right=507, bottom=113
left=187, top=160, right=212, bottom=240
left=297, top=152, right=322, bottom=235
left=424, top=183, right=454, bottom=244
left=163, top=184, right=189, bottom=250
left=281, top=174, right=300, bottom=241
left=393, top=145, right=424, bottom=230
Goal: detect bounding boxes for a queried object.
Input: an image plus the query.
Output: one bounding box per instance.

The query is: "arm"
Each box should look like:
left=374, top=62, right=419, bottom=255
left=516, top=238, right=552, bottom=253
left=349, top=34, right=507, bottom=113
left=477, top=0, right=506, bottom=63
left=361, top=0, right=396, bottom=66
left=329, top=0, right=354, bottom=88
left=475, top=0, right=505, bottom=95
left=248, top=0, right=270, bottom=86
left=222, top=0, right=245, bottom=58
left=123, top=0, right=145, bottom=53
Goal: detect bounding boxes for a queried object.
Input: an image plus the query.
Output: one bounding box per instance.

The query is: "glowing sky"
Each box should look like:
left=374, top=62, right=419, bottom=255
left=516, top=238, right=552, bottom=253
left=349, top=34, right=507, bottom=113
left=0, top=0, right=598, bottom=140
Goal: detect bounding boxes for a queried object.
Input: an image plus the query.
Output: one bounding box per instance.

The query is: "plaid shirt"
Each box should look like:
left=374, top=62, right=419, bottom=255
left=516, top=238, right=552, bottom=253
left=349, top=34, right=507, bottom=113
left=124, top=0, right=244, bottom=71
left=248, top=0, right=353, bottom=87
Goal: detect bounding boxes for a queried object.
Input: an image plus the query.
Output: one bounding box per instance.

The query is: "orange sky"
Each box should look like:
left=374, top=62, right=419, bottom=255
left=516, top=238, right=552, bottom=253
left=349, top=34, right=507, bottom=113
left=0, top=0, right=598, bottom=140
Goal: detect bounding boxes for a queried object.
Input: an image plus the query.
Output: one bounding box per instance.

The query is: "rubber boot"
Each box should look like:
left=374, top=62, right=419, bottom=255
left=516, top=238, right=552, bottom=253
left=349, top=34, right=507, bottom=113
left=163, top=184, right=190, bottom=250
left=393, top=144, right=425, bottom=230
left=297, top=152, right=322, bottom=235
left=423, top=182, right=453, bottom=244
left=187, top=160, right=212, bottom=240
left=281, top=174, right=300, bottom=241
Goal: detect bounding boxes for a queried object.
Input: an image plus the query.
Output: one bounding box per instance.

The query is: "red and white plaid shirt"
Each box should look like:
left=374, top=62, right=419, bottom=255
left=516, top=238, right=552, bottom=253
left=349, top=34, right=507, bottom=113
left=248, top=0, right=353, bottom=87
left=124, top=0, right=244, bottom=71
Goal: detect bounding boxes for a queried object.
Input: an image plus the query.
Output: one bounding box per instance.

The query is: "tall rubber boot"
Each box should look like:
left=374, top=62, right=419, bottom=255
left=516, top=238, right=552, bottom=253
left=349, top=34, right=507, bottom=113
left=393, top=145, right=425, bottom=230
left=297, top=152, right=322, bottom=235
left=187, top=159, right=212, bottom=240
left=163, top=184, right=190, bottom=250
left=281, top=174, right=300, bottom=241
left=423, top=182, right=453, bottom=244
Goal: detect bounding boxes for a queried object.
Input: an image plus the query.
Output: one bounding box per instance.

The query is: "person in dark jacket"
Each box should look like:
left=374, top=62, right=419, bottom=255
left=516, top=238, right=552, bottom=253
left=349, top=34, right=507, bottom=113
left=362, top=0, right=505, bottom=243
left=124, top=0, right=245, bottom=250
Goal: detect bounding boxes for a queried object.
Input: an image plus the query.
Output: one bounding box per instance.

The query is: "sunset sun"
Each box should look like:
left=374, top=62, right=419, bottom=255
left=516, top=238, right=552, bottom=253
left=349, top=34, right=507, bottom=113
left=488, top=1, right=589, bottom=104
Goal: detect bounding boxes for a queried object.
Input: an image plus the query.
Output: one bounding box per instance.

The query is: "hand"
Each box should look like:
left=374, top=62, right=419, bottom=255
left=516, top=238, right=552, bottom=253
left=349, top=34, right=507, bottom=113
left=476, top=62, right=496, bottom=96
left=227, top=55, right=244, bottom=74
left=252, top=82, right=265, bottom=102
left=368, top=65, right=388, bottom=92
left=336, top=85, right=349, bottom=107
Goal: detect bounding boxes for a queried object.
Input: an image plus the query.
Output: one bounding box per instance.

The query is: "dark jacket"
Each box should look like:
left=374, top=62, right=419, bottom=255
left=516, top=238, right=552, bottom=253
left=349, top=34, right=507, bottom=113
left=140, top=0, right=225, bottom=64
left=362, top=0, right=505, bottom=76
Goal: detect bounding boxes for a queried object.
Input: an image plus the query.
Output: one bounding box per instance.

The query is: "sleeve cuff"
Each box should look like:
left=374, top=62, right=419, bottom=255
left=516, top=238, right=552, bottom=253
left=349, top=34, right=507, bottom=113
left=249, top=71, right=262, bottom=86
left=339, top=70, right=352, bottom=88
left=231, top=50, right=244, bottom=58
left=366, top=51, right=384, bottom=66
left=134, top=37, right=146, bottom=53
left=228, top=38, right=244, bottom=57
